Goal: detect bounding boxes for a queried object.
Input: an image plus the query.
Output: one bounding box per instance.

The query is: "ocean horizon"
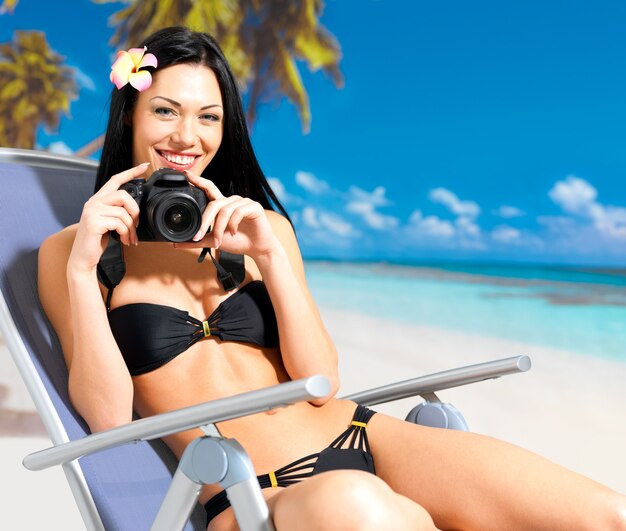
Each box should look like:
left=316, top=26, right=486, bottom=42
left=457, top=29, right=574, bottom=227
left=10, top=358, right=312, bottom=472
left=304, top=260, right=626, bottom=364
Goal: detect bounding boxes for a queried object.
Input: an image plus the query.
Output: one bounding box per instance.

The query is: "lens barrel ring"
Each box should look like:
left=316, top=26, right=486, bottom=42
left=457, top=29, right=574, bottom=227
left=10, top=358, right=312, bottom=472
left=146, top=191, right=203, bottom=243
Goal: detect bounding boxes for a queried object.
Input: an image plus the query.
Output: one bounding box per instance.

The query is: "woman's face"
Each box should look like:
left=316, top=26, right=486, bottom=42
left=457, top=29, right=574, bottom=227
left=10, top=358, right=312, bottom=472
left=130, top=63, right=224, bottom=177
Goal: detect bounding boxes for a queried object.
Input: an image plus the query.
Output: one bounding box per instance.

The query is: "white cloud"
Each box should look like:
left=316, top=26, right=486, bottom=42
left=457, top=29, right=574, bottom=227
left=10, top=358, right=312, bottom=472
left=346, top=201, right=399, bottom=230
left=46, top=141, right=73, bottom=155
left=302, top=207, right=320, bottom=229
left=592, top=205, right=626, bottom=239
left=348, top=185, right=392, bottom=207
left=549, top=175, right=597, bottom=215
left=300, top=207, right=357, bottom=237
left=319, top=211, right=356, bottom=237
left=548, top=175, right=626, bottom=240
left=494, top=205, right=525, bottom=218
left=455, top=216, right=480, bottom=236
left=429, top=187, right=480, bottom=218
left=267, top=177, right=287, bottom=203
left=492, top=225, right=521, bottom=243
left=346, top=185, right=398, bottom=230
left=408, top=210, right=455, bottom=238
left=71, top=65, right=96, bottom=91
left=295, top=171, right=330, bottom=195
left=537, top=215, right=576, bottom=231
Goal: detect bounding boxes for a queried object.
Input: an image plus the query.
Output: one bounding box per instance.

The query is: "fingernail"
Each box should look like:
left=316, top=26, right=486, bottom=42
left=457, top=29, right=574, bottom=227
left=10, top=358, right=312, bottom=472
left=141, top=162, right=150, bottom=166
left=214, top=239, right=220, bottom=249
left=192, top=231, right=202, bottom=241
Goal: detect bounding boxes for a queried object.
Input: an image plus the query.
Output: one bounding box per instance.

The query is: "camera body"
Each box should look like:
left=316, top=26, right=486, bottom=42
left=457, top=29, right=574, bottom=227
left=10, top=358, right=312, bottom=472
left=119, top=168, right=208, bottom=242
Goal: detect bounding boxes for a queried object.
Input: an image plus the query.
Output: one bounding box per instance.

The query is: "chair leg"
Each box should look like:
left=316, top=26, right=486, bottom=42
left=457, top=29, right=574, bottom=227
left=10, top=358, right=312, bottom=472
left=151, top=436, right=275, bottom=531
left=151, top=466, right=203, bottom=531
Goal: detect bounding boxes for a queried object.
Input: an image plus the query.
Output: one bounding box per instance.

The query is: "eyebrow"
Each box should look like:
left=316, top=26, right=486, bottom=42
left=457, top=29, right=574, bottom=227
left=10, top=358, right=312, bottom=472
left=149, top=96, right=222, bottom=111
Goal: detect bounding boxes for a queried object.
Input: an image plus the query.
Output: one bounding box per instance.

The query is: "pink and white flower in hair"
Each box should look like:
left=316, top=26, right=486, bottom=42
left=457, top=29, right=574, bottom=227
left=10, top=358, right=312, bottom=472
left=109, top=46, right=158, bottom=92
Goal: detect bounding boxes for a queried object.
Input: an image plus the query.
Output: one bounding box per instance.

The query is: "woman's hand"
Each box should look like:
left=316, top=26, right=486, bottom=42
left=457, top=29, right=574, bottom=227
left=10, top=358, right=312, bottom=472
left=68, top=163, right=148, bottom=273
left=178, top=171, right=281, bottom=259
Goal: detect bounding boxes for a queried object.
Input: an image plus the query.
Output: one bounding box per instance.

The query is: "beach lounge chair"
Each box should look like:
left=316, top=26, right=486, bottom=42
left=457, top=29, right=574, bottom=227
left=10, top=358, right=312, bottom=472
left=0, top=147, right=531, bottom=531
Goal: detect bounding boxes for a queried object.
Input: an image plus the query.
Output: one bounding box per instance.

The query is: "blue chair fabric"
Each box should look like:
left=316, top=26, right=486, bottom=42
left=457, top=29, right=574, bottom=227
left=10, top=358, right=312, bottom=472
left=0, top=160, right=206, bottom=530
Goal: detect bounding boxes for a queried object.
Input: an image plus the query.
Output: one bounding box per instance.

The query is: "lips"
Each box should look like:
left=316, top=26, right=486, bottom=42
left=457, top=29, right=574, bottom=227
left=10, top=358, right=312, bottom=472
left=157, top=150, right=199, bottom=170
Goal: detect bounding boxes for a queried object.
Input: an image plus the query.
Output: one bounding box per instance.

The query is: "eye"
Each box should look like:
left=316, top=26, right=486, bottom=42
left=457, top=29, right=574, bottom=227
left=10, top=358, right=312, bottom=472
left=154, top=107, right=176, bottom=117
left=200, top=113, right=221, bottom=122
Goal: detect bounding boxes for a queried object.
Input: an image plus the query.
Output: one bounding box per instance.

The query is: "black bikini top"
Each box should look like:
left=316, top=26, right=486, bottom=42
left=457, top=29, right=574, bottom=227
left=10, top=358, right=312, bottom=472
left=108, top=280, right=279, bottom=375
left=97, top=240, right=279, bottom=376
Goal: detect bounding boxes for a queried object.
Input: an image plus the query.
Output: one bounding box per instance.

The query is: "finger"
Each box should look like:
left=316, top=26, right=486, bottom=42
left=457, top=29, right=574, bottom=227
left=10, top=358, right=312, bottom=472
left=227, top=201, right=263, bottom=236
left=105, top=190, right=141, bottom=227
left=101, top=216, right=132, bottom=246
left=82, top=201, right=135, bottom=243
left=100, top=205, right=137, bottom=244
left=184, top=171, right=225, bottom=201
left=92, top=190, right=140, bottom=232
left=98, top=162, right=151, bottom=194
left=211, top=197, right=250, bottom=247
left=192, top=196, right=237, bottom=242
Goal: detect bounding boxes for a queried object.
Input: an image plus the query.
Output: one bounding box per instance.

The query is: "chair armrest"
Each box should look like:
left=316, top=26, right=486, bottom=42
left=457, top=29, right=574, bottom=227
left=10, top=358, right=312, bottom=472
left=341, top=355, right=531, bottom=406
left=24, top=375, right=330, bottom=471
left=0, top=147, right=98, bottom=171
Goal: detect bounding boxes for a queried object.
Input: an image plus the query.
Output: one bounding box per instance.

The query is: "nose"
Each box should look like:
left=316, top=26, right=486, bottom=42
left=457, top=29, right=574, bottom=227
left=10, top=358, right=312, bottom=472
left=171, top=117, right=198, bottom=147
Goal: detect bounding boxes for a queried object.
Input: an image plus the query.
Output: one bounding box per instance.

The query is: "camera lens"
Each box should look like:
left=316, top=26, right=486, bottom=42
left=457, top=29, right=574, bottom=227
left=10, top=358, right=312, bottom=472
left=148, top=192, right=202, bottom=242
left=164, top=205, right=191, bottom=231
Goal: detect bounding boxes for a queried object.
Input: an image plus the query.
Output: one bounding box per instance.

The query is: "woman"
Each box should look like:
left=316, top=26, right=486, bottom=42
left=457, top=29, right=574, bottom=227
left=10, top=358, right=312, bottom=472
left=38, top=27, right=626, bottom=531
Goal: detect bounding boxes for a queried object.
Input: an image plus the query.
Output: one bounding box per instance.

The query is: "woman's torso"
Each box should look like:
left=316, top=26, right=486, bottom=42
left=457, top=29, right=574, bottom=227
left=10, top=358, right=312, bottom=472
left=102, top=238, right=355, bottom=499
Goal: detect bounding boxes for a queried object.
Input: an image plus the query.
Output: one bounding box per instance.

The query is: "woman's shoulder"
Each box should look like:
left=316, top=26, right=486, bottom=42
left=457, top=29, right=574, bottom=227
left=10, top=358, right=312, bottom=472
left=265, top=210, right=294, bottom=236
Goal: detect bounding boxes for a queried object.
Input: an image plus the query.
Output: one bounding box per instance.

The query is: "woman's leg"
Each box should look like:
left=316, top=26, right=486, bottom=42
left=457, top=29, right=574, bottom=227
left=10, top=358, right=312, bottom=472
left=269, top=469, right=440, bottom=531
left=208, top=470, right=439, bottom=531
left=368, top=412, right=626, bottom=531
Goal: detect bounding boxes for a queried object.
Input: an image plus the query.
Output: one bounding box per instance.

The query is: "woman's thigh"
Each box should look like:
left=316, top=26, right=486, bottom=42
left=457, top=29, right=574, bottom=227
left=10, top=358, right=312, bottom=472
left=269, top=469, right=438, bottom=531
left=367, top=412, right=625, bottom=531
left=209, top=470, right=438, bottom=531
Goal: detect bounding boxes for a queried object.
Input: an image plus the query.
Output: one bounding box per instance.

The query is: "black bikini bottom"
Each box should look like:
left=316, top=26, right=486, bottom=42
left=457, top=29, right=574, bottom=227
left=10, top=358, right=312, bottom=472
left=204, top=404, right=377, bottom=525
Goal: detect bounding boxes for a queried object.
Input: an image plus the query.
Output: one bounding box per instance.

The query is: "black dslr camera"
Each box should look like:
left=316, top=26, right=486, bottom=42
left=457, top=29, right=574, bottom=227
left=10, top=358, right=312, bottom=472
left=119, top=168, right=208, bottom=242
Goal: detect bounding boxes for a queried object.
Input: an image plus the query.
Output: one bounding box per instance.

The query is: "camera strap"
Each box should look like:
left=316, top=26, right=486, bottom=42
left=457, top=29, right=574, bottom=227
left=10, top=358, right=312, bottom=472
left=198, top=248, right=245, bottom=291
left=97, top=238, right=245, bottom=306
left=96, top=237, right=125, bottom=311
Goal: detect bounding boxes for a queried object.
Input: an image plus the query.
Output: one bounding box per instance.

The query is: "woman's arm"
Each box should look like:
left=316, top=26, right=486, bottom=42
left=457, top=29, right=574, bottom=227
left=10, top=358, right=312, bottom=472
left=254, top=212, right=339, bottom=404
left=181, top=172, right=340, bottom=404
left=38, top=163, right=148, bottom=432
left=39, top=230, right=134, bottom=431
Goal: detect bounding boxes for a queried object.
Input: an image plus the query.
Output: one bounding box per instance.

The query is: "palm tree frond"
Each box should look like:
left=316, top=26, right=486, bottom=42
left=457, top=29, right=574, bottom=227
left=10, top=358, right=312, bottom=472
left=91, top=0, right=343, bottom=133
left=0, top=30, right=78, bottom=148
left=0, top=0, right=19, bottom=15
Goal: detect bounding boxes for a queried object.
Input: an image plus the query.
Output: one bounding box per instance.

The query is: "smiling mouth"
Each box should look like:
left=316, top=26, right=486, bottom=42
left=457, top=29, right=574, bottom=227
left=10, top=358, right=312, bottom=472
left=157, top=150, right=198, bottom=167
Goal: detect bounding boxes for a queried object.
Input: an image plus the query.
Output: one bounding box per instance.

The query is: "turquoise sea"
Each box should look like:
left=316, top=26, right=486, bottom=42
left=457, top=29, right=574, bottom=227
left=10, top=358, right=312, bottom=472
left=304, top=261, right=626, bottom=364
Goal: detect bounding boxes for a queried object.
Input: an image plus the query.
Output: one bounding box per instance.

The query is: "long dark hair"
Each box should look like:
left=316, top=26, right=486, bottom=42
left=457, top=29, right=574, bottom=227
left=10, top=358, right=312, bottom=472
left=95, top=26, right=289, bottom=220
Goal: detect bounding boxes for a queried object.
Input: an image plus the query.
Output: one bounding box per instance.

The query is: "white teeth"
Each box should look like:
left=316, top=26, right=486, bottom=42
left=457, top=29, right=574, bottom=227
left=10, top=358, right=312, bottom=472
left=161, top=152, right=195, bottom=165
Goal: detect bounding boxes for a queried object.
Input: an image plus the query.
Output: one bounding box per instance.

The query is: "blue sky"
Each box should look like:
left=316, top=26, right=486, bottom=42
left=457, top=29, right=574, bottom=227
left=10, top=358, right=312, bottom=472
left=2, top=1, right=626, bottom=266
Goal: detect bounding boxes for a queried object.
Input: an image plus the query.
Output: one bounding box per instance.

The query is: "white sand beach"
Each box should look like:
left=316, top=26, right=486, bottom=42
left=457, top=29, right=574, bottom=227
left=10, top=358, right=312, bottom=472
left=325, top=307, right=626, bottom=494
left=0, top=337, right=84, bottom=530
left=1, top=307, right=625, bottom=529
